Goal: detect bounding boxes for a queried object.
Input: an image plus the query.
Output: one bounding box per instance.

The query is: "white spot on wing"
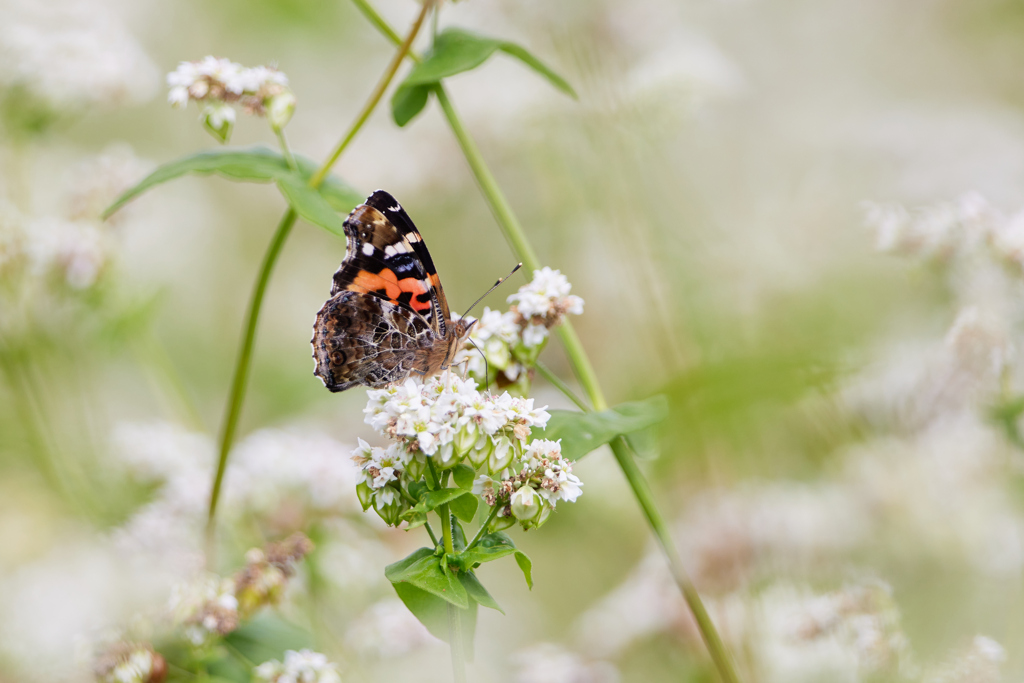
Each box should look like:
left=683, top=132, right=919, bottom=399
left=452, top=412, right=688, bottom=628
left=390, top=204, right=401, bottom=212
left=362, top=243, right=375, bottom=256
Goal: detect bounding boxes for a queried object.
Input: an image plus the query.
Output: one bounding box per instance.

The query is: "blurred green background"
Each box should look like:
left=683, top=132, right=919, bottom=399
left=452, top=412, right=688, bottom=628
left=2, top=0, right=1024, bottom=681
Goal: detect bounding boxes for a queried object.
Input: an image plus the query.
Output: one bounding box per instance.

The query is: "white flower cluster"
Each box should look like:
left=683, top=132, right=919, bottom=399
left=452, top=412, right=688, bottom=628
left=166, top=56, right=295, bottom=139
left=355, top=375, right=552, bottom=522
left=473, top=439, right=583, bottom=527
left=864, top=191, right=1024, bottom=275
left=0, top=1, right=159, bottom=120
left=454, top=267, right=584, bottom=386
left=167, top=574, right=239, bottom=645
left=510, top=643, right=619, bottom=683
left=92, top=643, right=165, bottom=683
left=254, top=649, right=342, bottom=683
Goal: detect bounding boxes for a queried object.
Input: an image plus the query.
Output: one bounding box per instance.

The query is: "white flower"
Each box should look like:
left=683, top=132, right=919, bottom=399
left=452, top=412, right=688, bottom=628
left=508, top=267, right=584, bottom=320
left=522, top=323, right=549, bottom=348
left=254, top=649, right=341, bottom=683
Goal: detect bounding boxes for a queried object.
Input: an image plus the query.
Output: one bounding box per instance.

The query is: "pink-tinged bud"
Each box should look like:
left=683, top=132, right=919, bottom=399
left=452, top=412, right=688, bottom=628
left=510, top=486, right=544, bottom=524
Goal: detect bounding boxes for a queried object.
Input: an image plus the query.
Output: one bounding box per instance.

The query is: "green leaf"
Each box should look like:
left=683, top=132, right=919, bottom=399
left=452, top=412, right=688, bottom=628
left=391, top=582, right=478, bottom=657
left=450, top=491, right=479, bottom=523
left=274, top=173, right=347, bottom=237
left=452, top=464, right=476, bottom=490
left=459, top=572, right=504, bottom=613
left=457, top=531, right=517, bottom=568
left=540, top=395, right=669, bottom=460
left=103, top=146, right=290, bottom=218
left=102, top=146, right=363, bottom=238
left=514, top=551, right=533, bottom=589
left=386, top=547, right=468, bottom=608
left=422, top=487, right=471, bottom=512
left=391, top=27, right=576, bottom=126
left=392, top=84, right=431, bottom=127
left=404, top=28, right=575, bottom=97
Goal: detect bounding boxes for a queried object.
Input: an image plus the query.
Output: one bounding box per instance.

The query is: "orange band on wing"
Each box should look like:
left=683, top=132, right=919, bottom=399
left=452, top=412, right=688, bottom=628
left=349, top=269, right=433, bottom=313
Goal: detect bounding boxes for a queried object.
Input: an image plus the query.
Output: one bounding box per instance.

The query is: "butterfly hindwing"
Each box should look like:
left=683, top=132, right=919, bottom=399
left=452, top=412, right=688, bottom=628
left=312, top=290, right=437, bottom=392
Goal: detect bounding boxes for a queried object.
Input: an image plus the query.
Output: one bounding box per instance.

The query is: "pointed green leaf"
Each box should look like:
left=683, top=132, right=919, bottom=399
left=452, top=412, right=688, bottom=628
left=459, top=572, right=504, bottom=614
left=457, top=531, right=517, bottom=567
left=102, top=146, right=290, bottom=218
left=496, top=42, right=576, bottom=97
left=392, top=83, right=432, bottom=127
left=514, top=551, right=533, bottom=589
left=540, top=395, right=669, bottom=460
left=422, top=487, right=471, bottom=512
left=450, top=490, right=479, bottom=523
left=392, top=28, right=576, bottom=126
left=391, top=582, right=478, bottom=657
left=386, top=547, right=468, bottom=608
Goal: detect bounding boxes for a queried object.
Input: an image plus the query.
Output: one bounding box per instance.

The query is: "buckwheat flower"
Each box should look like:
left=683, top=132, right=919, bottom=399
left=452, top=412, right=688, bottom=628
left=924, top=635, right=1005, bottom=683
left=168, top=575, right=239, bottom=645
left=254, top=649, right=342, bottom=683
left=93, top=642, right=167, bottom=683
left=473, top=474, right=499, bottom=506
left=522, top=323, right=549, bottom=348
left=508, top=267, right=585, bottom=325
left=233, top=533, right=313, bottom=618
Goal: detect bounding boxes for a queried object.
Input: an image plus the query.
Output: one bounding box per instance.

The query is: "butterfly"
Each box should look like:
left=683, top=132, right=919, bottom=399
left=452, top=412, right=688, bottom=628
left=311, top=190, right=475, bottom=393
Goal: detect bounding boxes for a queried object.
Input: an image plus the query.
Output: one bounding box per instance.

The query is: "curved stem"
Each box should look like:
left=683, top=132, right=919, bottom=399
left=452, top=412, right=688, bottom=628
left=535, top=360, right=590, bottom=411
left=467, top=504, right=500, bottom=550
left=309, top=0, right=431, bottom=189
left=206, top=208, right=297, bottom=544
left=275, top=129, right=298, bottom=171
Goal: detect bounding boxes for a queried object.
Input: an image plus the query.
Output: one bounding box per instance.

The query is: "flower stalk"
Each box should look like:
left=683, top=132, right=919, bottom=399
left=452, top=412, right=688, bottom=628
left=351, top=4, right=742, bottom=682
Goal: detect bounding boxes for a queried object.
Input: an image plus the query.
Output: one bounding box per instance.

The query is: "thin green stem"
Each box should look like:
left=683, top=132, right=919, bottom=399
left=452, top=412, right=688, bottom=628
left=467, top=504, right=500, bottom=550
left=309, top=0, right=430, bottom=189
left=351, top=6, right=743, bottom=681
left=535, top=360, right=590, bottom=411
left=610, top=437, right=739, bottom=683
left=275, top=129, right=298, bottom=171
left=439, top=502, right=467, bottom=683
left=204, top=8, right=431, bottom=546
left=206, top=208, right=297, bottom=544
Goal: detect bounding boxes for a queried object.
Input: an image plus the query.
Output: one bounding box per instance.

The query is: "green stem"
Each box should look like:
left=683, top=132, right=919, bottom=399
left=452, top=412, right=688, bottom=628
left=275, top=128, right=298, bottom=171
left=466, top=504, right=500, bottom=550
left=433, top=86, right=542, bottom=272
left=535, top=360, right=590, bottom=411
left=350, top=6, right=743, bottom=681
left=204, top=7, right=431, bottom=544
left=206, top=208, right=297, bottom=544
left=440, top=502, right=467, bottom=683
left=309, top=0, right=430, bottom=189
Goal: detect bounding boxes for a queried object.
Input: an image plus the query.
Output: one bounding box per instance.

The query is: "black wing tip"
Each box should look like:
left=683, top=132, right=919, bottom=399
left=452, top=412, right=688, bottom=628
left=366, top=189, right=399, bottom=208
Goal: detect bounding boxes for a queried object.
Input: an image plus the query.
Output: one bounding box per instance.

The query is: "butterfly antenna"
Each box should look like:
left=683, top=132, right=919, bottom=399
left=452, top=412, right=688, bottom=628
left=462, top=263, right=522, bottom=318
left=467, top=338, right=491, bottom=392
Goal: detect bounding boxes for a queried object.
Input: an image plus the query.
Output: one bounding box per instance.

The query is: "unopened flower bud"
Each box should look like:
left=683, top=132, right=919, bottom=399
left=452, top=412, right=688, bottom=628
left=488, top=435, right=514, bottom=474
left=356, top=482, right=374, bottom=511
left=267, top=91, right=296, bottom=131
left=405, top=452, right=426, bottom=481
left=434, top=441, right=461, bottom=468
left=373, top=488, right=403, bottom=526
left=202, top=104, right=235, bottom=143
left=467, top=433, right=493, bottom=469
left=454, top=422, right=477, bottom=457
left=510, top=486, right=544, bottom=524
